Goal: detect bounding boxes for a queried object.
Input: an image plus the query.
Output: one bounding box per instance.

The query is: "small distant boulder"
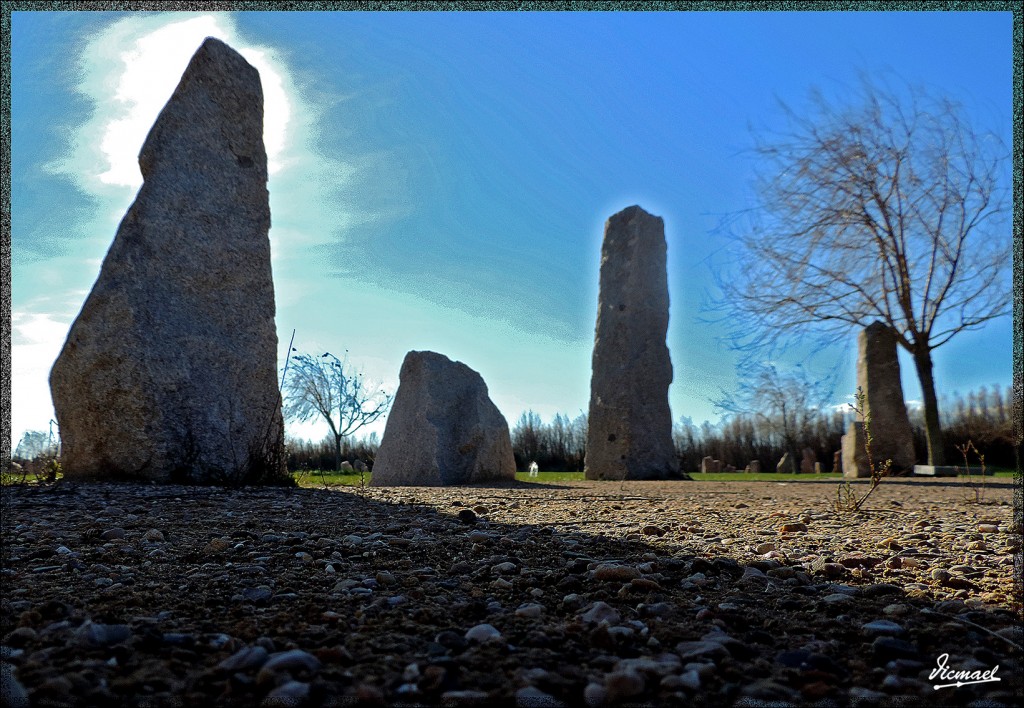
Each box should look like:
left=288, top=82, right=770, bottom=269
left=370, top=351, right=516, bottom=486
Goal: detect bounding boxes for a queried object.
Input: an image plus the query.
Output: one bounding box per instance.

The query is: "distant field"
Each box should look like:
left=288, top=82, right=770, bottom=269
left=1, top=467, right=1012, bottom=488
left=289, top=468, right=1015, bottom=488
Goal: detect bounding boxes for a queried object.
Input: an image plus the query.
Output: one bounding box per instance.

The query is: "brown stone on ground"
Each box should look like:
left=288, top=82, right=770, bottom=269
left=585, top=205, right=682, bottom=481
left=800, top=447, right=816, bottom=475
left=370, top=351, right=516, bottom=486
left=842, top=322, right=916, bottom=478
left=749, top=460, right=761, bottom=473
left=49, top=38, right=286, bottom=485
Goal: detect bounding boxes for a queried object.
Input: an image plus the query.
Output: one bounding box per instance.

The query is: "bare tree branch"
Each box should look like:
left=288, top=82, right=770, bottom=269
left=283, top=350, right=393, bottom=471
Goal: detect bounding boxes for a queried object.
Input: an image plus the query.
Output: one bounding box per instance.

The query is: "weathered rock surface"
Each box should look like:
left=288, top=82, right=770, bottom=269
left=842, top=322, right=916, bottom=477
left=585, top=206, right=681, bottom=480
left=49, top=38, right=286, bottom=484
left=749, top=460, right=761, bottom=474
left=370, top=351, right=516, bottom=486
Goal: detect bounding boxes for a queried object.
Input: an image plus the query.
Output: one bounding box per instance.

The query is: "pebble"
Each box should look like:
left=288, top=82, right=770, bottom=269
left=603, top=670, right=645, bottom=702
left=262, top=681, right=309, bottom=706
left=755, top=542, right=777, bottom=554
left=76, top=621, right=131, bottom=646
left=641, top=525, right=666, bottom=536
left=871, top=636, right=920, bottom=662
left=144, top=529, right=165, bottom=542
left=861, top=620, right=905, bottom=636
left=218, top=645, right=269, bottom=672
left=457, top=509, right=478, bottom=525
left=492, top=562, right=517, bottom=574
left=821, top=594, right=853, bottom=605
left=593, top=564, right=641, bottom=581
left=101, top=528, right=127, bottom=541
left=465, top=623, right=502, bottom=643
left=515, top=603, right=544, bottom=618
left=242, top=586, right=273, bottom=604
left=978, top=524, right=999, bottom=534
left=675, top=640, right=729, bottom=661
left=259, top=649, right=322, bottom=675
left=778, top=523, right=808, bottom=533
left=580, top=602, right=621, bottom=625
left=203, top=538, right=231, bottom=554
left=583, top=683, right=607, bottom=707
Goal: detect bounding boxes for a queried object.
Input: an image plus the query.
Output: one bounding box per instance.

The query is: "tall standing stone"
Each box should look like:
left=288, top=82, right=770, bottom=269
left=585, top=206, right=681, bottom=480
left=841, top=322, right=916, bottom=477
left=370, top=351, right=517, bottom=486
left=49, top=38, right=286, bottom=484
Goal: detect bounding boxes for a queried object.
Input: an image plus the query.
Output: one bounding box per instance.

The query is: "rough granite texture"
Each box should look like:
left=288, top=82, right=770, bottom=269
left=585, top=206, right=681, bottom=481
left=370, top=351, right=516, bottom=486
left=842, top=322, right=916, bottom=478
left=49, top=38, right=285, bottom=484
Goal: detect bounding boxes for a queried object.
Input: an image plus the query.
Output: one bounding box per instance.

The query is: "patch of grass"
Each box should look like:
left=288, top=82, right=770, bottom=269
left=293, top=470, right=369, bottom=488
left=516, top=471, right=585, bottom=482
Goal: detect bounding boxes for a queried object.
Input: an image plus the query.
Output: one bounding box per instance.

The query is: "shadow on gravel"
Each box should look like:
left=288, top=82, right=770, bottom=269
left=1, top=481, right=1020, bottom=707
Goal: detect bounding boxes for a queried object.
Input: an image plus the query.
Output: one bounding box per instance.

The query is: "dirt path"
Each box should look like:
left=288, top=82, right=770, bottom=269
left=2, top=477, right=1020, bottom=706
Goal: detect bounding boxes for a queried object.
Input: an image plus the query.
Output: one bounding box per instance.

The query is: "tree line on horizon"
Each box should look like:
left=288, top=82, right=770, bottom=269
left=267, top=384, right=1012, bottom=474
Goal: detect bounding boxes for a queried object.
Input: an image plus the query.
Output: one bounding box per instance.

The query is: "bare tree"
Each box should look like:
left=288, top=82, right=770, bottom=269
left=717, top=78, right=1011, bottom=465
left=283, top=350, right=393, bottom=471
left=714, top=362, right=835, bottom=473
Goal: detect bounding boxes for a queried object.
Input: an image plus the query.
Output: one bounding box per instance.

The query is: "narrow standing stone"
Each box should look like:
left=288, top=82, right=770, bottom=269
left=842, top=322, right=916, bottom=477
left=49, top=38, right=286, bottom=484
left=585, top=206, right=682, bottom=480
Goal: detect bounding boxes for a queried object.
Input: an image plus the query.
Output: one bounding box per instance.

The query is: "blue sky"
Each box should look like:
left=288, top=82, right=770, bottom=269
left=8, top=10, right=1015, bottom=448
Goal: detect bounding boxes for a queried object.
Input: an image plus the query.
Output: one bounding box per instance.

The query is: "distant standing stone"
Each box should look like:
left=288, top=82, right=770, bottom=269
left=842, top=322, right=916, bottom=477
left=701, top=456, right=715, bottom=474
left=800, top=448, right=816, bottom=475
left=370, top=351, right=516, bottom=486
left=777, top=452, right=794, bottom=474
left=49, top=38, right=286, bottom=484
left=585, top=206, right=682, bottom=480
left=749, top=460, right=762, bottom=474
left=833, top=450, right=842, bottom=475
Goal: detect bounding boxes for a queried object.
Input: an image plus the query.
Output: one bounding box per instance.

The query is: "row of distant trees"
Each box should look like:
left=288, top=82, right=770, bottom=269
left=271, top=384, right=1014, bottom=474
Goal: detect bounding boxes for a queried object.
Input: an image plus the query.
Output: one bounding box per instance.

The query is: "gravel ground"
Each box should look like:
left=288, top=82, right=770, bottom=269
left=1, top=477, right=1021, bottom=707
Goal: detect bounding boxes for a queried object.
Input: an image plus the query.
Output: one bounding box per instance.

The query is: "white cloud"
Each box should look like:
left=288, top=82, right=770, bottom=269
left=67, top=14, right=292, bottom=189
left=9, top=313, right=70, bottom=447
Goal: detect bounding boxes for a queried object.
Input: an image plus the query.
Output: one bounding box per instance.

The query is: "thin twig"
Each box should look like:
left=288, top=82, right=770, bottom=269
left=920, top=608, right=1023, bottom=651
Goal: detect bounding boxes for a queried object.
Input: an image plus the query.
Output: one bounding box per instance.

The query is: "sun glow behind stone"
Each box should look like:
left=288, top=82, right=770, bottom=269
left=92, top=15, right=291, bottom=188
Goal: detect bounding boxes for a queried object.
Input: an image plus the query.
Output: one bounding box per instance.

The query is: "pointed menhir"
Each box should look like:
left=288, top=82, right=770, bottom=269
left=49, top=38, right=287, bottom=484
left=585, top=206, right=684, bottom=480
left=841, top=321, right=916, bottom=477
